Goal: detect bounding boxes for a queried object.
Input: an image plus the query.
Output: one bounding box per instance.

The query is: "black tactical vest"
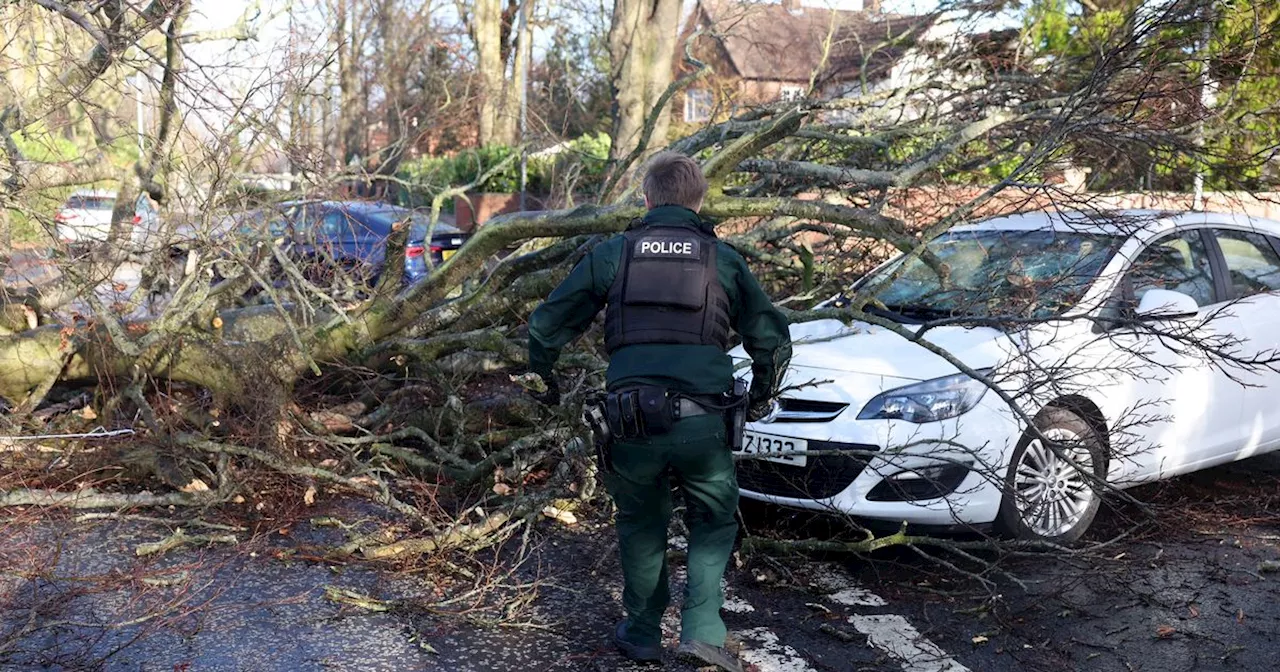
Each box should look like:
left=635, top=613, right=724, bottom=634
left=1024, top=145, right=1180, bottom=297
left=604, top=224, right=732, bottom=354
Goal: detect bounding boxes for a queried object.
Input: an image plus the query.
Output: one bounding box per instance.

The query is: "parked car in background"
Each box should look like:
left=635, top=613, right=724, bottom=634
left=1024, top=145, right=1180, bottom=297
left=196, top=200, right=468, bottom=289
left=730, top=209, right=1280, bottom=544
left=54, top=189, right=161, bottom=255
left=284, top=200, right=468, bottom=286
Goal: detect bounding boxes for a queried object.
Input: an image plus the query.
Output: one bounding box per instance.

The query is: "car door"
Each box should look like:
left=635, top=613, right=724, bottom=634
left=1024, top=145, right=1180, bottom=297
left=330, top=209, right=386, bottom=268
left=303, top=206, right=380, bottom=286
left=1202, top=226, right=1280, bottom=458
left=317, top=208, right=376, bottom=269
left=1095, top=227, right=1244, bottom=479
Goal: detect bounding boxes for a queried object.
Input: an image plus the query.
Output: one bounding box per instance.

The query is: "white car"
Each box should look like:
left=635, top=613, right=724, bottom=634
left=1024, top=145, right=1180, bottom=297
left=730, top=208, right=1280, bottom=543
left=54, top=189, right=161, bottom=254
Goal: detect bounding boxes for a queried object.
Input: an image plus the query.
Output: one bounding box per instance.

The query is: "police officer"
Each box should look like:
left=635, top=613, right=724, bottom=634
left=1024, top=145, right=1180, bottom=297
left=526, top=151, right=792, bottom=671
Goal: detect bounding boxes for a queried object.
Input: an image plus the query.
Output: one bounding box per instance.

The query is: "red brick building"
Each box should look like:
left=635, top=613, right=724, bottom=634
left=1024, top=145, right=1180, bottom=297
left=673, top=0, right=937, bottom=128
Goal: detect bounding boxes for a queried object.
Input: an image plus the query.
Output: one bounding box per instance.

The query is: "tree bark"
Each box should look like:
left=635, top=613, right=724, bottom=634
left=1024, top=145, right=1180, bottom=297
left=498, top=0, right=534, bottom=147
left=472, top=0, right=514, bottom=146
left=336, top=0, right=365, bottom=166
left=608, top=0, right=682, bottom=164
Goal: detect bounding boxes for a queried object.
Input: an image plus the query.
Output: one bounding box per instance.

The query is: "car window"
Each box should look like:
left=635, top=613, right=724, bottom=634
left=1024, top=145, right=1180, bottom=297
left=67, top=195, right=115, bottom=210
left=265, top=210, right=289, bottom=238
left=864, top=229, right=1121, bottom=319
left=321, top=211, right=357, bottom=238
left=361, top=208, right=413, bottom=237
left=1124, top=230, right=1216, bottom=308
left=1213, top=229, right=1280, bottom=298
left=281, top=205, right=321, bottom=241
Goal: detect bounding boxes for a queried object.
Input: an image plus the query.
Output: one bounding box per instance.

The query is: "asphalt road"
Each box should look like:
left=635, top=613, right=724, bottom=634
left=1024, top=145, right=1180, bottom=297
left=2, top=457, right=1279, bottom=672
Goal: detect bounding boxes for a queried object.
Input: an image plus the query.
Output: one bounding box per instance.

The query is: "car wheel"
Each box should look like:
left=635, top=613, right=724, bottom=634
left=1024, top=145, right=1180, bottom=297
left=994, top=407, right=1107, bottom=545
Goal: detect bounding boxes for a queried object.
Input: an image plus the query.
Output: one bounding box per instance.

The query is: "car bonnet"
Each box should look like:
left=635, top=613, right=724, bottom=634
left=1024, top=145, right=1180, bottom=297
left=732, top=318, right=1008, bottom=382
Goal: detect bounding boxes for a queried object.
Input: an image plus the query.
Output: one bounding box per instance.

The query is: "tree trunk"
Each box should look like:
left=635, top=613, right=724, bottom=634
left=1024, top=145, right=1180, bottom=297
left=473, top=0, right=514, bottom=146
left=498, top=0, right=534, bottom=148
left=608, top=0, right=682, bottom=164
left=374, top=0, right=408, bottom=193
left=337, top=0, right=364, bottom=166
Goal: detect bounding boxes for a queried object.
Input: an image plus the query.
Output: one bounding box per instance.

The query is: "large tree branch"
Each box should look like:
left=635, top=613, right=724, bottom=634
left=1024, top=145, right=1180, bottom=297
left=700, top=109, right=807, bottom=189
left=734, top=106, right=1030, bottom=191
left=15, top=0, right=174, bottom=127
left=179, top=0, right=293, bottom=43
left=31, top=0, right=112, bottom=50
left=737, top=159, right=899, bottom=190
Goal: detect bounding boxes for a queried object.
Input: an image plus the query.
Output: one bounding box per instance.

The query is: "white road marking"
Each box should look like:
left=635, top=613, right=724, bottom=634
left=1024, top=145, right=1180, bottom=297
left=807, top=564, right=889, bottom=606
left=734, top=627, right=820, bottom=672
left=828, top=586, right=889, bottom=607
left=806, top=563, right=968, bottom=672
left=625, top=545, right=968, bottom=672
left=721, top=577, right=756, bottom=613
left=848, top=614, right=972, bottom=672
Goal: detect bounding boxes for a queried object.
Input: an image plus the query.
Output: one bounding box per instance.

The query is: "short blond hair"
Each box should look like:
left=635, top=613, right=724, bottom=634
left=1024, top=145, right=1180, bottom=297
left=642, top=151, right=708, bottom=210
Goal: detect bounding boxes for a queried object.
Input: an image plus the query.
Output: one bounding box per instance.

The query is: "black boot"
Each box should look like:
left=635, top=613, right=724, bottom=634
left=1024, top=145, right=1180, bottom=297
left=675, top=639, right=743, bottom=672
left=615, top=620, right=662, bottom=663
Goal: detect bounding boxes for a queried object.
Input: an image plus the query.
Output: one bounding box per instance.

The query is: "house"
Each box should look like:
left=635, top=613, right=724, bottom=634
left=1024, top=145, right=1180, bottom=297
left=673, top=0, right=940, bottom=125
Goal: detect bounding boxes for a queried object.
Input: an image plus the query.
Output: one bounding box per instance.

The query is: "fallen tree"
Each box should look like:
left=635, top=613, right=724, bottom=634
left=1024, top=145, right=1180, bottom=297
left=3, top=0, right=1280, bottom=581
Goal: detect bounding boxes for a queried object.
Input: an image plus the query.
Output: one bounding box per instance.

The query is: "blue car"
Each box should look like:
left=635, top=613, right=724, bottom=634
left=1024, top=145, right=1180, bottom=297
left=222, top=200, right=468, bottom=288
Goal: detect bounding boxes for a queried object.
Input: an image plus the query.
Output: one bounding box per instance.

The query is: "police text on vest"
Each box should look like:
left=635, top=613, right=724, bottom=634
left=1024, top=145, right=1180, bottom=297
left=638, top=240, right=696, bottom=256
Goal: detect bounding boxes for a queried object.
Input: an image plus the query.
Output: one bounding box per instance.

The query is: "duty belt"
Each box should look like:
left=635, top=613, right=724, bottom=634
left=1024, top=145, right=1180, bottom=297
left=675, top=397, right=713, bottom=418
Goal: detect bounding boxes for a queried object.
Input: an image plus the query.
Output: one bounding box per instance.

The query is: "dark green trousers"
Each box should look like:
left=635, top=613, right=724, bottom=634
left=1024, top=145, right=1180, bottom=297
left=602, top=413, right=740, bottom=648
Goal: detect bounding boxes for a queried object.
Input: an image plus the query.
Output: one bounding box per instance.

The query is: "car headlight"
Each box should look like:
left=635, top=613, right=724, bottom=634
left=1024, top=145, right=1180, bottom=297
left=857, top=371, right=991, bottom=423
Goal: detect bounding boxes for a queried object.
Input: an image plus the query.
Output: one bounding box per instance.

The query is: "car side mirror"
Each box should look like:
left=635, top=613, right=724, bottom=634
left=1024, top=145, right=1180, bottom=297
left=1135, top=289, right=1199, bottom=319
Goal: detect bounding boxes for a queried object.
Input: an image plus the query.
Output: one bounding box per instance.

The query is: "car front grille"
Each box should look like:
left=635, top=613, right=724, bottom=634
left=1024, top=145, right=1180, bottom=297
left=735, top=440, right=877, bottom=500
left=771, top=398, right=849, bottom=423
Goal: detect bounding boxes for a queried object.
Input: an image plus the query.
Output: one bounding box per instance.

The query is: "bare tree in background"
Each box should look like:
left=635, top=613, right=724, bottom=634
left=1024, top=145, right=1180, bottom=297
left=462, top=0, right=534, bottom=145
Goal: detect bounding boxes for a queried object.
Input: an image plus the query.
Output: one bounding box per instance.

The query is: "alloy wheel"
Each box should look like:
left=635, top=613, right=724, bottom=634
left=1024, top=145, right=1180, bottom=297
left=1012, top=427, right=1096, bottom=538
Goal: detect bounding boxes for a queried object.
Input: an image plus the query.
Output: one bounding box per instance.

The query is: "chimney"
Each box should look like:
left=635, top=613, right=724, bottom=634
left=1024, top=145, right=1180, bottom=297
left=865, top=0, right=881, bottom=12
left=782, top=0, right=801, bottom=13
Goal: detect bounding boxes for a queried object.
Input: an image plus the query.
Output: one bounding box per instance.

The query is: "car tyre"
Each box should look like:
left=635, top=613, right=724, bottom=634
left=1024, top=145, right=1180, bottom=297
left=994, top=407, right=1107, bottom=545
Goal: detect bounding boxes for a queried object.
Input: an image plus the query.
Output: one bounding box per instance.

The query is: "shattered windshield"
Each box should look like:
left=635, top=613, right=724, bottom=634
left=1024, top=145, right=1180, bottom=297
left=862, top=229, right=1123, bottom=321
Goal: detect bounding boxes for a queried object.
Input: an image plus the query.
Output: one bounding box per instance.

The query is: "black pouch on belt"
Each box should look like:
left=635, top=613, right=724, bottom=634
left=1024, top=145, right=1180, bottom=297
left=605, top=385, right=675, bottom=439
left=637, top=386, right=675, bottom=435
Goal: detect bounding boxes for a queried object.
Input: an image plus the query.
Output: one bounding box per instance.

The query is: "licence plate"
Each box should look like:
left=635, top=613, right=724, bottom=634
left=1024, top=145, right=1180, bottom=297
left=740, top=431, right=808, bottom=467
left=441, top=249, right=456, bottom=261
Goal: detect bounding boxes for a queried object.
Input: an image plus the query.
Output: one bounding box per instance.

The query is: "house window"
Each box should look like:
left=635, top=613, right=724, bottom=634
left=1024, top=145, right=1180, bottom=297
left=779, top=85, right=805, bottom=102
left=685, top=89, right=712, bottom=122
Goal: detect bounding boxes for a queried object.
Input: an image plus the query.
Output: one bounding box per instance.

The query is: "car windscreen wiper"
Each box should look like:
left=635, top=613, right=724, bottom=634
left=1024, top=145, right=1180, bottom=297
left=881, top=304, right=973, bottom=322
left=862, top=304, right=918, bottom=323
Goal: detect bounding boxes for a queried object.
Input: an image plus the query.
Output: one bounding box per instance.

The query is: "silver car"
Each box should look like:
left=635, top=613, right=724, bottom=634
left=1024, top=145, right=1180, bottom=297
left=54, top=189, right=161, bottom=254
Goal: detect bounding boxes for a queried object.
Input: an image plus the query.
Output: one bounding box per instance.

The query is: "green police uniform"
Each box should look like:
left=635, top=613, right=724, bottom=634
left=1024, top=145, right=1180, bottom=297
left=527, top=205, right=792, bottom=651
